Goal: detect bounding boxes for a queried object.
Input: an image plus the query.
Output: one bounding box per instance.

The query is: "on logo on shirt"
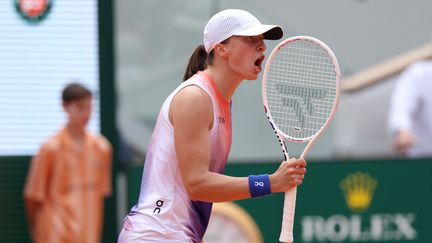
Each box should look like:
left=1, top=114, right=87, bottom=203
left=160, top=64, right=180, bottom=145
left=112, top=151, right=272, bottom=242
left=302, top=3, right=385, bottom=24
left=153, top=200, right=164, bottom=214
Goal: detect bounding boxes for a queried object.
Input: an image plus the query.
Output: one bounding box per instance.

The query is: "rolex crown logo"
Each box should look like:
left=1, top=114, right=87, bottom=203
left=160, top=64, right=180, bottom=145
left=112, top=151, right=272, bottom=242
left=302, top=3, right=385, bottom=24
left=340, top=172, right=377, bottom=213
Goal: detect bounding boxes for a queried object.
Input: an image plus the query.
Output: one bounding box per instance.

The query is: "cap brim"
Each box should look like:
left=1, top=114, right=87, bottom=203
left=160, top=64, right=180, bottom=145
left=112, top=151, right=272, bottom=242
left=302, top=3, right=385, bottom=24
left=235, top=24, right=283, bottom=40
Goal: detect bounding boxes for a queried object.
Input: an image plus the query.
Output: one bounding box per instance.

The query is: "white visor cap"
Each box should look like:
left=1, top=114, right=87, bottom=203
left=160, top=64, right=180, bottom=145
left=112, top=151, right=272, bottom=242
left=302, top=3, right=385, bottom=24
left=203, top=9, right=284, bottom=53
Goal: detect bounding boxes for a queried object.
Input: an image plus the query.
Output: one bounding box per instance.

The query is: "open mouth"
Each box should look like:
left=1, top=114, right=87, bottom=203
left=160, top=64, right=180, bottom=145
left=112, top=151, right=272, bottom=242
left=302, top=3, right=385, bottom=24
left=254, top=55, right=265, bottom=68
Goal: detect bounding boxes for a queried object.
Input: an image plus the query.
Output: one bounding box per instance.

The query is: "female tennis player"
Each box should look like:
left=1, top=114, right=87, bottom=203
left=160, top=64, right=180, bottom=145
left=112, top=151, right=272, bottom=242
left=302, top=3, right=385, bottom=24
left=118, top=9, right=307, bottom=243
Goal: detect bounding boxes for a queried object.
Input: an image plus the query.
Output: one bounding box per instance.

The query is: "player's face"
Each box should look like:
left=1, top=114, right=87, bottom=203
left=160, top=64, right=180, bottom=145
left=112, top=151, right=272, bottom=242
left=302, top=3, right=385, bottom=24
left=64, top=97, right=92, bottom=128
left=223, top=35, right=266, bottom=80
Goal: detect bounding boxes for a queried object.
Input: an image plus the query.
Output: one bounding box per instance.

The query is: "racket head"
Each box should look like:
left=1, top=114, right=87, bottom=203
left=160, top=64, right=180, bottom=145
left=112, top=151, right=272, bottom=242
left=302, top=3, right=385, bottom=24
left=262, top=36, right=340, bottom=143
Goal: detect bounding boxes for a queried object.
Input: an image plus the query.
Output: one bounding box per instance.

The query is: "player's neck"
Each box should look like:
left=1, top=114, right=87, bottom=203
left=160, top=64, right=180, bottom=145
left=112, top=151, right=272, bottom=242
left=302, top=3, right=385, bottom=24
left=204, top=67, right=242, bottom=102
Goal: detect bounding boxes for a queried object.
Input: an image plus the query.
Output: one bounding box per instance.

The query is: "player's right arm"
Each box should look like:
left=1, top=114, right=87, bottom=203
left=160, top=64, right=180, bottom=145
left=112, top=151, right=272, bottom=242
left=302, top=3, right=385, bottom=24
left=170, top=86, right=306, bottom=202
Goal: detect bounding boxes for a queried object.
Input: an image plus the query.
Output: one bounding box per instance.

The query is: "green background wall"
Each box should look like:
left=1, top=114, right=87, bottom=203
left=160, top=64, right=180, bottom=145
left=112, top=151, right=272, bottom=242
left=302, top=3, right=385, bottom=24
left=1, top=158, right=431, bottom=242
left=0, top=157, right=32, bottom=243
left=126, top=158, right=432, bottom=243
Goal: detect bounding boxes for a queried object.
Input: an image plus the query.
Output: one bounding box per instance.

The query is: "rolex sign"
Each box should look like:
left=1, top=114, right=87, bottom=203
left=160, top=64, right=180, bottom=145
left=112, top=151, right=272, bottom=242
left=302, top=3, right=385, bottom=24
left=293, top=160, right=431, bottom=243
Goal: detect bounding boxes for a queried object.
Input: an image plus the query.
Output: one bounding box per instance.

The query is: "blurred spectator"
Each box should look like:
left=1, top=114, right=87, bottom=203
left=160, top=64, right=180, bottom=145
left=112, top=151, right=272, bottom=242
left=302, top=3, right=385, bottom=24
left=388, top=59, right=432, bottom=157
left=23, top=83, right=113, bottom=243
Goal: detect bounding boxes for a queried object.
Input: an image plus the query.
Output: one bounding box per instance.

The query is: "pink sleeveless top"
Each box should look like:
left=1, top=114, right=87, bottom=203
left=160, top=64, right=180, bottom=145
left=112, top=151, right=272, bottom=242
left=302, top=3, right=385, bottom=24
left=123, top=72, right=232, bottom=243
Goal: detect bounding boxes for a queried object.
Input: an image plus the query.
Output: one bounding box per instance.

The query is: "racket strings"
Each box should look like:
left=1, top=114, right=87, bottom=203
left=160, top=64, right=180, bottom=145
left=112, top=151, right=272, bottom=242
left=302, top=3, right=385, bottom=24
left=266, top=40, right=337, bottom=140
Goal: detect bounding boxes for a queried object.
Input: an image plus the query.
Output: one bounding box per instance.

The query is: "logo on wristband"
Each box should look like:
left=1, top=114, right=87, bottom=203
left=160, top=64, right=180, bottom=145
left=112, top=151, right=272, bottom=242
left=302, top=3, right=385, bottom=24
left=249, top=174, right=271, bottom=198
left=255, top=181, right=264, bottom=187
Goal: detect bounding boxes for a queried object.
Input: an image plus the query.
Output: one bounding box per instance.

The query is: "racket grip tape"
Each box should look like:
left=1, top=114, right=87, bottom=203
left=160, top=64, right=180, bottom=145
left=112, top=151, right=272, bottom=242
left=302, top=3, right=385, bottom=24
left=279, top=187, right=298, bottom=242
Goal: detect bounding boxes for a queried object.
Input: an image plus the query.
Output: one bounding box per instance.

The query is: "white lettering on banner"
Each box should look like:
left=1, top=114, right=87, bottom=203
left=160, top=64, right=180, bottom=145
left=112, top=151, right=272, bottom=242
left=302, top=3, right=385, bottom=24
left=302, top=213, right=417, bottom=242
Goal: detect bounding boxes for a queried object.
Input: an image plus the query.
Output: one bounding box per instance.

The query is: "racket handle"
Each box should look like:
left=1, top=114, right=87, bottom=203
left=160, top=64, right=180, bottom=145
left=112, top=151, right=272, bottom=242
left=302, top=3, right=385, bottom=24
left=279, top=186, right=298, bottom=242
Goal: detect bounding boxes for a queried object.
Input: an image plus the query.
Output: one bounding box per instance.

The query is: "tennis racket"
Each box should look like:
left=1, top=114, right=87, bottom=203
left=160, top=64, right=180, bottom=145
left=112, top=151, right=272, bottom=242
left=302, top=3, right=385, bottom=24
left=262, top=36, right=340, bottom=242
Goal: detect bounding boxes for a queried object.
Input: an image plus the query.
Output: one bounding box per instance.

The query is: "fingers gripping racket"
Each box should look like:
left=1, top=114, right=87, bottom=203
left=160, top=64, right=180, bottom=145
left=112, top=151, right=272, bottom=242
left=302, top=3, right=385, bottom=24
left=262, top=36, right=340, bottom=242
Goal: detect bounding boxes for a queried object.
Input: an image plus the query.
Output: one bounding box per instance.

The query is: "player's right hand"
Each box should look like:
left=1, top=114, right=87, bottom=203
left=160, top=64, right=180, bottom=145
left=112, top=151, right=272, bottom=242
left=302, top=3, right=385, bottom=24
left=269, top=158, right=307, bottom=193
